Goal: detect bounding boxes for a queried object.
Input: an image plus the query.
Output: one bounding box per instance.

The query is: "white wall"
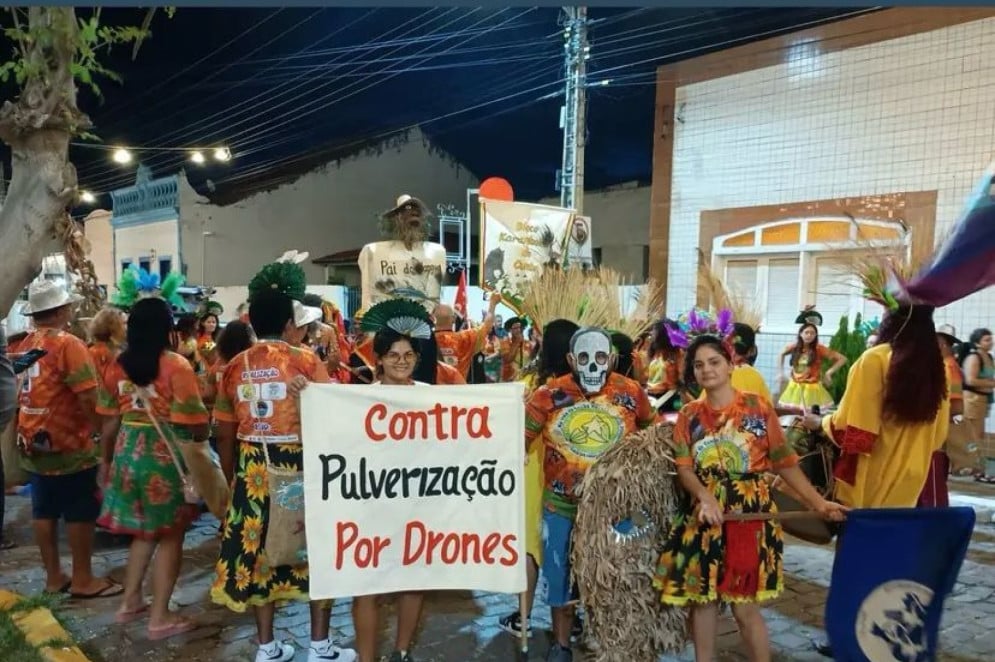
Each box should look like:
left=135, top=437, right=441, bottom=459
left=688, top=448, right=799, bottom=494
left=667, top=18, right=995, bottom=404
left=540, top=182, right=650, bottom=281
left=114, top=219, right=179, bottom=281
left=178, top=128, right=477, bottom=288
left=82, top=210, right=114, bottom=287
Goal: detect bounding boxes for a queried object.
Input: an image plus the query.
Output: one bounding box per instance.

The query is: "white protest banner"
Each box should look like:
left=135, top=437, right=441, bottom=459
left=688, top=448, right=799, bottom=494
left=301, top=383, right=527, bottom=599
left=479, top=199, right=580, bottom=309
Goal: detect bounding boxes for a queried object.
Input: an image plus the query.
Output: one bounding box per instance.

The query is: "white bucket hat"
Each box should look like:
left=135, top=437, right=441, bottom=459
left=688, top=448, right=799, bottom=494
left=292, top=300, right=322, bottom=328
left=22, top=280, right=82, bottom=316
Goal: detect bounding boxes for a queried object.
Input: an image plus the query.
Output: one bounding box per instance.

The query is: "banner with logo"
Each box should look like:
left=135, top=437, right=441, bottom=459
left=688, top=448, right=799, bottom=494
left=824, top=508, right=975, bottom=661
left=479, top=199, right=592, bottom=310
left=301, top=383, right=527, bottom=599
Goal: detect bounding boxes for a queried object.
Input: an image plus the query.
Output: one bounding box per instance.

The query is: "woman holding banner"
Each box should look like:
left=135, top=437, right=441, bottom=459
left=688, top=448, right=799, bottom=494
left=653, top=312, right=846, bottom=662
left=210, top=261, right=357, bottom=662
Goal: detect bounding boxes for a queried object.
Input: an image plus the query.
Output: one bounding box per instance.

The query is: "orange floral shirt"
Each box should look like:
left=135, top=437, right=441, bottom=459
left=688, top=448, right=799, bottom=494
left=436, top=361, right=467, bottom=385
left=674, top=390, right=798, bottom=474
left=12, top=328, right=99, bottom=475
left=97, top=352, right=209, bottom=430
left=526, top=373, right=654, bottom=516
left=945, top=355, right=963, bottom=401
left=789, top=344, right=830, bottom=384
left=214, top=341, right=330, bottom=444
left=88, top=341, right=119, bottom=388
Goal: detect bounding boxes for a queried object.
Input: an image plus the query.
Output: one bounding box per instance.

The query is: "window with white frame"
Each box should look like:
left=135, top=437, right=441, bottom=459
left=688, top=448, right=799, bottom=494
left=711, top=217, right=908, bottom=334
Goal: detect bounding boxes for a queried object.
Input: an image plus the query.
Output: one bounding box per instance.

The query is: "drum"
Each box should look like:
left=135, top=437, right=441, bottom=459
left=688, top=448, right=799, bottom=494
left=770, top=415, right=839, bottom=545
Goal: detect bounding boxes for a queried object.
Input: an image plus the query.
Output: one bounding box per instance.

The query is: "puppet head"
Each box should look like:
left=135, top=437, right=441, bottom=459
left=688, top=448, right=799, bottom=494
left=379, top=194, right=431, bottom=249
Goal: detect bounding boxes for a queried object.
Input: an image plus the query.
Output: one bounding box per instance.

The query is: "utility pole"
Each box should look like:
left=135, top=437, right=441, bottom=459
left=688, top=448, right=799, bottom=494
left=559, top=6, right=588, bottom=214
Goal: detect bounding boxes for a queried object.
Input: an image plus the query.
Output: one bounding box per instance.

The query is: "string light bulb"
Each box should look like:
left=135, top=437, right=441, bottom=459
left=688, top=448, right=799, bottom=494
left=112, top=148, right=133, bottom=164
left=213, top=147, right=231, bottom=162
left=190, top=151, right=206, bottom=164
left=80, top=191, right=96, bottom=204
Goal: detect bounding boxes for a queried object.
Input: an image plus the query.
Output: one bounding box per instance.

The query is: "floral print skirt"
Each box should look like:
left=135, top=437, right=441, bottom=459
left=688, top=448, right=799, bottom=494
left=210, top=441, right=310, bottom=613
left=98, top=422, right=197, bottom=539
left=653, top=467, right=783, bottom=606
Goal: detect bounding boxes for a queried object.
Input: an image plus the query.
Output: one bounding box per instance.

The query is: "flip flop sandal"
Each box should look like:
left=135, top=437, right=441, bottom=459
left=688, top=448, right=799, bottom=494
left=115, top=605, right=149, bottom=624
left=70, top=581, right=124, bottom=600
left=0, top=540, right=15, bottom=550
left=147, top=619, right=196, bottom=641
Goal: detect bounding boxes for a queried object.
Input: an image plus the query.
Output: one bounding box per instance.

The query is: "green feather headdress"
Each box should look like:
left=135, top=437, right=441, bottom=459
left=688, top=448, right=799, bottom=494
left=360, top=299, right=432, bottom=340
left=111, top=266, right=185, bottom=311
left=247, top=262, right=307, bottom=303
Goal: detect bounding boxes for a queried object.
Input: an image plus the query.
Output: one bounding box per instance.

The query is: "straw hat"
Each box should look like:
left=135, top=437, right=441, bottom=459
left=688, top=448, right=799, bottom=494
left=22, top=281, right=82, bottom=316
left=385, top=194, right=428, bottom=216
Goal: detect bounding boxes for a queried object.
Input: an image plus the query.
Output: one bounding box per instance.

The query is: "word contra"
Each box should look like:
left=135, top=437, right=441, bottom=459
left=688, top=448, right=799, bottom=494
left=365, top=403, right=492, bottom=441
left=335, top=520, right=519, bottom=570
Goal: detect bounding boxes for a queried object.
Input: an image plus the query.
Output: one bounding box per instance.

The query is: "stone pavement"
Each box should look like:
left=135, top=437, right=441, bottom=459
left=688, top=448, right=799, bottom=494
left=1, top=492, right=994, bottom=662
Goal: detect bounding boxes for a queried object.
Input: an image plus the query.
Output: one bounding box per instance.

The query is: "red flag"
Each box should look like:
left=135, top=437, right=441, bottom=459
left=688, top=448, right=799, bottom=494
left=454, top=269, right=468, bottom=328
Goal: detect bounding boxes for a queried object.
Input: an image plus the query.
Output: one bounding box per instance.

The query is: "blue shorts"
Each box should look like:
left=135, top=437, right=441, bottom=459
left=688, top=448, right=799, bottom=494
left=30, top=466, right=101, bottom=523
left=541, top=509, right=580, bottom=608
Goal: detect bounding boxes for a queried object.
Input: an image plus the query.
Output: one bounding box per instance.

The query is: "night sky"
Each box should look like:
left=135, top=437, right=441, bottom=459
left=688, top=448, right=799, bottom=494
left=1, top=7, right=871, bottom=207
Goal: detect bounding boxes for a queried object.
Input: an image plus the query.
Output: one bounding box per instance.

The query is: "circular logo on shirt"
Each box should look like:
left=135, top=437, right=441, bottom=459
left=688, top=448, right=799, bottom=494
left=855, top=579, right=933, bottom=662
left=555, top=402, right=624, bottom=459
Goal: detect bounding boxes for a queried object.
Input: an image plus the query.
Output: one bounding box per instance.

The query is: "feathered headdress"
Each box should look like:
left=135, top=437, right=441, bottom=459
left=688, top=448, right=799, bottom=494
left=112, top=266, right=185, bottom=311
left=853, top=162, right=995, bottom=310
left=859, top=317, right=880, bottom=337
left=696, top=252, right=762, bottom=331
left=360, top=299, right=432, bottom=340
left=247, top=261, right=307, bottom=303
left=663, top=308, right=735, bottom=351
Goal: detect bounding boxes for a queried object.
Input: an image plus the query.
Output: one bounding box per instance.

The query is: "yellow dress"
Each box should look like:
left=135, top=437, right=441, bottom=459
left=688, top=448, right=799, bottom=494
left=821, top=344, right=949, bottom=508
left=697, top=364, right=773, bottom=406
left=521, top=372, right=544, bottom=564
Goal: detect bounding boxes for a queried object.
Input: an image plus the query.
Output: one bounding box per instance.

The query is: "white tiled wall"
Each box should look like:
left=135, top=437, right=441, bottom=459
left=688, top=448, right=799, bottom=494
left=668, top=18, right=995, bottom=421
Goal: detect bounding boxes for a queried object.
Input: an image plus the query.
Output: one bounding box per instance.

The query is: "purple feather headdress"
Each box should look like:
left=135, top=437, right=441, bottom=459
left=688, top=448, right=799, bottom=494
left=664, top=307, right=735, bottom=349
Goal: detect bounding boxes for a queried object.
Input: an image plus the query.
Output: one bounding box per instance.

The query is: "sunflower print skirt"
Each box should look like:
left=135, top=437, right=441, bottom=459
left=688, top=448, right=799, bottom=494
left=211, top=441, right=310, bottom=612
left=652, top=467, right=783, bottom=606
left=98, top=423, right=198, bottom=539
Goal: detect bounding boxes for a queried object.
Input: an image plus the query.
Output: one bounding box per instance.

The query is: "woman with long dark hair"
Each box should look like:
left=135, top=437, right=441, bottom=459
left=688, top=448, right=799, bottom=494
left=655, top=332, right=844, bottom=662
left=777, top=316, right=846, bottom=413
left=804, top=304, right=950, bottom=508
left=645, top=317, right=685, bottom=413
left=96, top=297, right=211, bottom=639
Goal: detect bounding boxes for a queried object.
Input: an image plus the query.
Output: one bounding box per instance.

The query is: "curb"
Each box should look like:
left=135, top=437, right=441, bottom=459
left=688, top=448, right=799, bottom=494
left=0, top=589, right=91, bottom=662
left=949, top=493, right=995, bottom=524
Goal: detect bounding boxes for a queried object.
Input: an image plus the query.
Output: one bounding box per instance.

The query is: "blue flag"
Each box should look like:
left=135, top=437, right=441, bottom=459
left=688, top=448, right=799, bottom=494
left=825, top=508, right=975, bottom=662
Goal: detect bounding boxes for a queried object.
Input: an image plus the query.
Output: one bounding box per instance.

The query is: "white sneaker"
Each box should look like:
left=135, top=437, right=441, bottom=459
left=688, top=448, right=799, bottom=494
left=308, top=640, right=358, bottom=662
left=256, top=640, right=295, bottom=662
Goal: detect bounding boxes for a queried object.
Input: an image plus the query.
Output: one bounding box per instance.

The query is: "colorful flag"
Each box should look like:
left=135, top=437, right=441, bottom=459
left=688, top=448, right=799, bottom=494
left=906, top=163, right=995, bottom=307
left=453, top=268, right=468, bottom=330
left=824, top=507, right=975, bottom=662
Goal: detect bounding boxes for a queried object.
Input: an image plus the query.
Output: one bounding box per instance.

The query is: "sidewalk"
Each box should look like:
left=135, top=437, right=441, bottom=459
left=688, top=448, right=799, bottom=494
left=1, top=492, right=992, bottom=661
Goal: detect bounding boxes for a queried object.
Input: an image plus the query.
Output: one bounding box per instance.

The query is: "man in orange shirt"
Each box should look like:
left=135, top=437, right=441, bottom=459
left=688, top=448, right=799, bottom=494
left=12, top=281, right=121, bottom=598
left=500, top=316, right=534, bottom=382
left=432, top=291, right=500, bottom=380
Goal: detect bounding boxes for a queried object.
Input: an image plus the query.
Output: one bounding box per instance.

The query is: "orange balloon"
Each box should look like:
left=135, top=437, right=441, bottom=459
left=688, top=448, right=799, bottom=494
left=479, top=177, right=514, bottom=202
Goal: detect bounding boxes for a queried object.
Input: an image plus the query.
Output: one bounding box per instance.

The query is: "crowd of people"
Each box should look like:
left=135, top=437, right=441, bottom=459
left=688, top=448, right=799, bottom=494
left=0, top=238, right=985, bottom=662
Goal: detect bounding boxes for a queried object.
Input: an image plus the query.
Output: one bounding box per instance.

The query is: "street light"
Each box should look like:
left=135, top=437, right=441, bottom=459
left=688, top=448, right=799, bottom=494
left=112, top=148, right=133, bottom=164
left=190, top=151, right=206, bottom=164
left=79, top=191, right=96, bottom=204
left=213, top=147, right=231, bottom=162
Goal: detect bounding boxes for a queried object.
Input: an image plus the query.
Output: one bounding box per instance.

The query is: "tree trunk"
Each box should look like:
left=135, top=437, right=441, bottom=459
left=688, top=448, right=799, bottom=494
left=0, top=131, right=74, bottom=314
left=0, top=7, right=86, bottom=316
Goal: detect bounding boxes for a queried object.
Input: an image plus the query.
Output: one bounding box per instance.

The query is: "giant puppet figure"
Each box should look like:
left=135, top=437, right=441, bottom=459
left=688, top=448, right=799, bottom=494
left=358, top=194, right=447, bottom=315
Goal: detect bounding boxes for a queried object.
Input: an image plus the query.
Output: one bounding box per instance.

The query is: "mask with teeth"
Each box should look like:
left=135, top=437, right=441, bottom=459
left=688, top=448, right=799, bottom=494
left=569, top=327, right=614, bottom=394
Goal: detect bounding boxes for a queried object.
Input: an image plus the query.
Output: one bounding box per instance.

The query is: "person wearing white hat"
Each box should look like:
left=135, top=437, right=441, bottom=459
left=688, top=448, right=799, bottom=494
left=9, top=280, right=122, bottom=598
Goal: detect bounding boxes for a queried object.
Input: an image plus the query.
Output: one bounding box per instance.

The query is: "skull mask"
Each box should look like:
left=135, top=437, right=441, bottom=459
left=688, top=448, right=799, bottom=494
left=569, top=327, right=614, bottom=394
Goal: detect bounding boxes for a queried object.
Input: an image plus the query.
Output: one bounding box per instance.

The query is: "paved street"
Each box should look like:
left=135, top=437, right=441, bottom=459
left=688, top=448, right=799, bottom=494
left=1, top=487, right=993, bottom=662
